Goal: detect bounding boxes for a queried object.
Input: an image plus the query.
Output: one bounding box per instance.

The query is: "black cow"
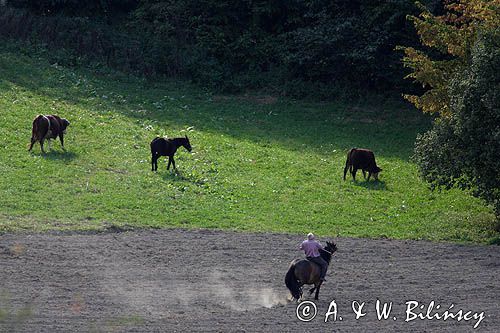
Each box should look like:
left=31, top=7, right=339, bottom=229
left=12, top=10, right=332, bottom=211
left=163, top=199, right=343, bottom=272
left=343, top=148, right=382, bottom=181
left=150, top=135, right=192, bottom=171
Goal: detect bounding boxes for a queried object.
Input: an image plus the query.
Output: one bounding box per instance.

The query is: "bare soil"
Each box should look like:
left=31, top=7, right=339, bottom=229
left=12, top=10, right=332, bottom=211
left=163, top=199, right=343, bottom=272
left=0, top=228, right=498, bottom=332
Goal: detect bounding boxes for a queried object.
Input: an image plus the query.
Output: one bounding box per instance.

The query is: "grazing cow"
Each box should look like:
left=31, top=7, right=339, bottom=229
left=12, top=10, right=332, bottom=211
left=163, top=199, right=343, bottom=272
left=28, top=114, right=70, bottom=153
left=343, top=148, right=382, bottom=181
left=151, top=135, right=192, bottom=171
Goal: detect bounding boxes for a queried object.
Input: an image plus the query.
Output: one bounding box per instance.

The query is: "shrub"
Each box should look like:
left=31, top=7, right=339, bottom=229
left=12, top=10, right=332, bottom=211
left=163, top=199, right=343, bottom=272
left=414, top=30, right=500, bottom=224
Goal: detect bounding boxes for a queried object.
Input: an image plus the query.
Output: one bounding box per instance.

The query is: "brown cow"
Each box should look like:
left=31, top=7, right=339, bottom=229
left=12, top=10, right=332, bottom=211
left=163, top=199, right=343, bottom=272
left=343, top=148, right=382, bottom=181
left=28, top=115, right=70, bottom=153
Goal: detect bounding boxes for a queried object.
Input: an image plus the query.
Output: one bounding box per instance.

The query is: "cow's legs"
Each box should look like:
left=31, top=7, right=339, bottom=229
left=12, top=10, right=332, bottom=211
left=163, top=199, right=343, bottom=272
left=47, top=139, right=52, bottom=151
left=28, top=138, right=36, bottom=151
left=367, top=172, right=372, bottom=181
left=343, top=164, right=349, bottom=180
left=351, top=168, right=357, bottom=181
left=171, top=157, right=176, bottom=170
left=40, top=139, right=46, bottom=153
left=362, top=170, right=366, bottom=179
left=59, top=134, right=65, bottom=150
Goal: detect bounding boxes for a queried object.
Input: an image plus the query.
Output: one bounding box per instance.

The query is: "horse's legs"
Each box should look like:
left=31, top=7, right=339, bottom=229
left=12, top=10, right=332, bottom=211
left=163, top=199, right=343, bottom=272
left=167, top=156, right=172, bottom=170
left=367, top=172, right=372, bottom=181
left=309, top=287, right=316, bottom=295
left=351, top=168, right=357, bottom=181
left=362, top=170, right=366, bottom=179
left=151, top=153, right=157, bottom=171
left=155, top=154, right=160, bottom=171
left=314, top=282, right=322, bottom=300
left=171, top=157, right=176, bottom=170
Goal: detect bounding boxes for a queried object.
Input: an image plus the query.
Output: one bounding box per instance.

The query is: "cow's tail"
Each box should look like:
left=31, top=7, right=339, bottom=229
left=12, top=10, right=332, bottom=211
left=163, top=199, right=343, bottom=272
left=285, top=262, right=301, bottom=300
left=344, top=148, right=355, bottom=180
left=31, top=115, right=43, bottom=139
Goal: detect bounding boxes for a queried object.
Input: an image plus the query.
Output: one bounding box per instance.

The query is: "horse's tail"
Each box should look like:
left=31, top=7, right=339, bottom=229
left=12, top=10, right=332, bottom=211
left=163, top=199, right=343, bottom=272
left=285, top=262, right=301, bottom=300
left=150, top=137, right=159, bottom=151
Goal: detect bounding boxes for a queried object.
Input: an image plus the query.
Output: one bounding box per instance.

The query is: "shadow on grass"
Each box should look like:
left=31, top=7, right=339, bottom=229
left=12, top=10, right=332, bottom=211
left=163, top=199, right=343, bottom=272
left=0, top=48, right=431, bottom=160
left=40, top=150, right=78, bottom=161
left=161, top=171, right=184, bottom=182
left=159, top=169, right=205, bottom=185
left=353, top=179, right=388, bottom=191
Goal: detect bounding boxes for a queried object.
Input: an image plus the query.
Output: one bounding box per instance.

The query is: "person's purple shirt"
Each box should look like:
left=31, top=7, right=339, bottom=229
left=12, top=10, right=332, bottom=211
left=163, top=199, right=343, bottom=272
left=300, top=240, right=323, bottom=257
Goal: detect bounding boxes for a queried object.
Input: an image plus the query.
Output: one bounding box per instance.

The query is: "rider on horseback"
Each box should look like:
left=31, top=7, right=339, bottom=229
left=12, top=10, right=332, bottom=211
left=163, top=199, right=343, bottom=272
left=300, top=233, right=328, bottom=281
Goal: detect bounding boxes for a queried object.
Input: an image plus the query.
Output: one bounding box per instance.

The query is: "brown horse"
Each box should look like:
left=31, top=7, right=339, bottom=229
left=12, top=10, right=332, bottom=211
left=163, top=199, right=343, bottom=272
left=285, top=241, right=337, bottom=300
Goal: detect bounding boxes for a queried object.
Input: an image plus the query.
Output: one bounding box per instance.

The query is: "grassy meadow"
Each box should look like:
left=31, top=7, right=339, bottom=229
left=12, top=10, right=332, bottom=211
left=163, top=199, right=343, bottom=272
left=0, top=47, right=497, bottom=243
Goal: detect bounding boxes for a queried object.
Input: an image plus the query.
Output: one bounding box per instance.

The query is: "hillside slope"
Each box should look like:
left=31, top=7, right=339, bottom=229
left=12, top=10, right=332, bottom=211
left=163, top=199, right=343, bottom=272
left=0, top=48, right=497, bottom=242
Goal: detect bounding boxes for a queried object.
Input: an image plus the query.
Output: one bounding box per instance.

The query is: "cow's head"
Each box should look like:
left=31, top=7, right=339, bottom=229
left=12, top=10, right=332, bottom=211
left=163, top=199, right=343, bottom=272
left=61, top=118, right=70, bottom=133
left=372, top=166, right=382, bottom=180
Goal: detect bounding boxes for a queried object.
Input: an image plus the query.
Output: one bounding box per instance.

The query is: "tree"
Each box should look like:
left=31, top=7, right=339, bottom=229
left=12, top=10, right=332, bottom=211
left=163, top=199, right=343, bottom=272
left=406, top=1, right=500, bottom=224
left=400, top=0, right=499, bottom=117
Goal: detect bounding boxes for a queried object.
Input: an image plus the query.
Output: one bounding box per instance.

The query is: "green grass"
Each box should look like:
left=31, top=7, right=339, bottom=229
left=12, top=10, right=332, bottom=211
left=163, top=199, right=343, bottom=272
left=0, top=46, right=497, bottom=243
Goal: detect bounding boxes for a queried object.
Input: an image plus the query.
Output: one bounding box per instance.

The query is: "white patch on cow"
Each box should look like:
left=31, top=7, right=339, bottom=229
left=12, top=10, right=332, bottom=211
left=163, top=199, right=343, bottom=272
left=42, top=115, right=53, bottom=140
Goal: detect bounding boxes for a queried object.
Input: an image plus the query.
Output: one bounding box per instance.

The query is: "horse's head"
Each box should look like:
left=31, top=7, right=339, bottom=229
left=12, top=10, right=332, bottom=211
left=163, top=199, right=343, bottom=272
left=183, top=135, right=192, bottom=152
left=325, top=241, right=338, bottom=254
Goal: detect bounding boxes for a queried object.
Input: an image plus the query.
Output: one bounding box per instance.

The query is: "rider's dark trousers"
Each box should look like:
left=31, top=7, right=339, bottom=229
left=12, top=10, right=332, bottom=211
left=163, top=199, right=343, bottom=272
left=307, top=256, right=328, bottom=280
